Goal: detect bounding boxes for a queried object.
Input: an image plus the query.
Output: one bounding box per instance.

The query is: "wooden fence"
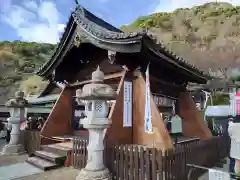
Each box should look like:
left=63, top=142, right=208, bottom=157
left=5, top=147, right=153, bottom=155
left=72, top=136, right=230, bottom=180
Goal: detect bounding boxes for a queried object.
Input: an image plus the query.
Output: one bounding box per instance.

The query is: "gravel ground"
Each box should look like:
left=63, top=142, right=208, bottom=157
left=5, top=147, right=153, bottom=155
left=14, top=167, right=79, bottom=180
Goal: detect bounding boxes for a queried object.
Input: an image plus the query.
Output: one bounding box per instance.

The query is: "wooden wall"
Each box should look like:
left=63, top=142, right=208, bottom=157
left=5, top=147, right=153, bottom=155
left=132, top=72, right=174, bottom=151
left=179, top=90, right=212, bottom=139
left=105, top=71, right=133, bottom=146
left=41, top=87, right=73, bottom=145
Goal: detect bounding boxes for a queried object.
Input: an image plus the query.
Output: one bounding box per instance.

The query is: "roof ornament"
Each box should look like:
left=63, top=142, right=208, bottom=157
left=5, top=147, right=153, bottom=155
left=108, top=51, right=116, bottom=64
left=92, top=66, right=104, bottom=83
left=74, top=0, right=80, bottom=8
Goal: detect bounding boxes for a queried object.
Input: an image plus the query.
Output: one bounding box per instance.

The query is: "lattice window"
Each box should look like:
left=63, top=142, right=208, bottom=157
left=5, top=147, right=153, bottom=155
left=95, top=101, right=102, bottom=112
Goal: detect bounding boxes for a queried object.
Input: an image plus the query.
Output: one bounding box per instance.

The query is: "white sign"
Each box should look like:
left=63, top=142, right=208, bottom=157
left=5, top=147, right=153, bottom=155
left=144, top=64, right=152, bottom=133
left=170, top=115, right=182, bottom=134
left=208, top=169, right=230, bottom=180
left=74, top=110, right=85, bottom=117
left=123, top=81, right=132, bottom=127
left=230, top=139, right=240, bottom=159
left=153, top=95, right=175, bottom=107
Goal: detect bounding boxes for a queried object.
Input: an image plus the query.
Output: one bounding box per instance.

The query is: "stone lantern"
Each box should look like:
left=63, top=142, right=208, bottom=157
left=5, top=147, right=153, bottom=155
left=2, top=91, right=28, bottom=155
left=76, top=66, right=116, bottom=180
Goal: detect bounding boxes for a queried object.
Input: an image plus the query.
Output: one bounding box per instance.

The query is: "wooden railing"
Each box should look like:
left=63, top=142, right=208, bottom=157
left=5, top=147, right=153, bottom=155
left=72, top=136, right=230, bottom=180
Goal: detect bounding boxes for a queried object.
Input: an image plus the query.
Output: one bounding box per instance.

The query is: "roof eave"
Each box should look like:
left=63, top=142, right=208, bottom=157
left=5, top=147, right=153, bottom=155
left=36, top=14, right=76, bottom=77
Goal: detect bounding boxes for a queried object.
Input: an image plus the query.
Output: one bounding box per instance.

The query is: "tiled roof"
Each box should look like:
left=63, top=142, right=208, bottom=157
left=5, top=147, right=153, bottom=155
left=36, top=5, right=208, bottom=83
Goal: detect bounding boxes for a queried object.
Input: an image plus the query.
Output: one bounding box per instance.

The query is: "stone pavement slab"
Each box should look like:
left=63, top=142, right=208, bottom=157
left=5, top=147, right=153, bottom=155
left=14, top=167, right=79, bottom=180
left=0, top=162, right=43, bottom=180
left=0, top=139, right=28, bottom=167
left=198, top=158, right=230, bottom=180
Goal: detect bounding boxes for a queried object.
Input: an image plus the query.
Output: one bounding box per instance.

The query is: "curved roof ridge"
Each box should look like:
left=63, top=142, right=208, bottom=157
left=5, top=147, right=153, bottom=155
left=36, top=5, right=209, bottom=83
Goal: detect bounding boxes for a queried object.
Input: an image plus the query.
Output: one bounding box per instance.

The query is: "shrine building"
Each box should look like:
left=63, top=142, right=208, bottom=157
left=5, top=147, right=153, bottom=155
left=35, top=5, right=212, bottom=151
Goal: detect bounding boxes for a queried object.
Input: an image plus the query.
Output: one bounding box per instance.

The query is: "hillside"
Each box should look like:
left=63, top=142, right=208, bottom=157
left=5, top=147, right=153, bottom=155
left=122, top=2, right=240, bottom=76
left=0, top=41, right=55, bottom=103
left=1, top=2, right=240, bottom=103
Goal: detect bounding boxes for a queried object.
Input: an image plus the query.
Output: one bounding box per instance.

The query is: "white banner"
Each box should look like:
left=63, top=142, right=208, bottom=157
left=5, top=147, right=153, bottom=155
left=123, top=81, right=132, bottom=127
left=230, top=93, right=236, bottom=117
left=144, top=64, right=152, bottom=133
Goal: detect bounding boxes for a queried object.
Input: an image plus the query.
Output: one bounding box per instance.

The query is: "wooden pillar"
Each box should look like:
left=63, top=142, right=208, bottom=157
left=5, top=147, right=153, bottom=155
left=41, top=87, right=73, bottom=145
left=179, top=90, right=212, bottom=139
left=132, top=72, right=174, bottom=151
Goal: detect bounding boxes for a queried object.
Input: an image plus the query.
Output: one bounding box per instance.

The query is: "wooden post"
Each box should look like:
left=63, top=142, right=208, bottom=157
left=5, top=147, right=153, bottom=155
left=179, top=90, right=212, bottom=139
left=104, top=71, right=133, bottom=146
left=132, top=71, right=174, bottom=151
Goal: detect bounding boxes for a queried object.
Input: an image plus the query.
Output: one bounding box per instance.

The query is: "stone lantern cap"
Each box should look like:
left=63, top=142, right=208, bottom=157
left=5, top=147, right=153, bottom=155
left=5, top=91, right=28, bottom=108
left=78, top=66, right=117, bottom=100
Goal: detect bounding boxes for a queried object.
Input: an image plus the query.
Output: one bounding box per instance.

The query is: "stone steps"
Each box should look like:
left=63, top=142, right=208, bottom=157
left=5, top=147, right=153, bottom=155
left=41, top=144, right=71, bottom=156
left=34, top=150, right=66, bottom=164
left=26, top=143, right=71, bottom=171
left=26, top=156, right=61, bottom=171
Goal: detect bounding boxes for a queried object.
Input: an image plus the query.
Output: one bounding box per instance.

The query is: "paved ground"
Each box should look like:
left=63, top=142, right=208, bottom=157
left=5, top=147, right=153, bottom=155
left=0, top=139, right=28, bottom=167
left=14, top=167, right=79, bottom=180
left=0, top=139, right=79, bottom=180
left=198, top=159, right=230, bottom=180
left=0, top=162, right=43, bottom=180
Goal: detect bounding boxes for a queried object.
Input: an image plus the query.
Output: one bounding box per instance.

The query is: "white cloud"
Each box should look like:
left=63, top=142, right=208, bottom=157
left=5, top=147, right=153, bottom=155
left=57, top=24, right=66, bottom=33
left=0, top=0, right=12, bottom=14
left=0, top=0, right=65, bottom=44
left=154, top=0, right=240, bottom=13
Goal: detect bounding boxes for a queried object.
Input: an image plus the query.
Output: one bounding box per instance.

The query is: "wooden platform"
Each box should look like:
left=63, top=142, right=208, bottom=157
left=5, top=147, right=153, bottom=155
left=55, top=142, right=73, bottom=149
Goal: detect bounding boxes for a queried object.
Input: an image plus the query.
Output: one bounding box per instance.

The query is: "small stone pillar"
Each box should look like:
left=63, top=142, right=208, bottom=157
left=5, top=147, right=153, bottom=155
left=2, top=91, right=28, bottom=155
left=76, top=66, right=116, bottom=180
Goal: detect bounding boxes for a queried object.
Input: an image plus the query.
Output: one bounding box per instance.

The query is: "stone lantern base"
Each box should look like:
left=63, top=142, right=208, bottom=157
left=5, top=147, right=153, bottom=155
left=76, top=168, right=110, bottom=180
left=1, top=144, right=25, bottom=155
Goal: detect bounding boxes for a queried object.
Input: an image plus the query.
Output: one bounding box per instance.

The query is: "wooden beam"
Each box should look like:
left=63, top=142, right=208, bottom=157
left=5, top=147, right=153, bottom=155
left=69, top=71, right=125, bottom=87
left=150, top=75, right=183, bottom=89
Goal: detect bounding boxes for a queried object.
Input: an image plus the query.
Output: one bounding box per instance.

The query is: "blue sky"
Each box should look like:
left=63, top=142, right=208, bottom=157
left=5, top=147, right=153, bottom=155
left=0, top=0, right=239, bottom=44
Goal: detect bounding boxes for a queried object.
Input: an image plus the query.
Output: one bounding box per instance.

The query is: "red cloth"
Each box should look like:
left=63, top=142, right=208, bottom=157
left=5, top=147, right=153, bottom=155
left=236, top=91, right=240, bottom=115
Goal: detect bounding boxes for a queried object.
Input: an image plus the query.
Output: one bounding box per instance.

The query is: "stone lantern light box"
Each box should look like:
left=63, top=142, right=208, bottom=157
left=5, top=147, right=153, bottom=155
left=6, top=91, right=28, bottom=121
left=76, top=66, right=117, bottom=126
